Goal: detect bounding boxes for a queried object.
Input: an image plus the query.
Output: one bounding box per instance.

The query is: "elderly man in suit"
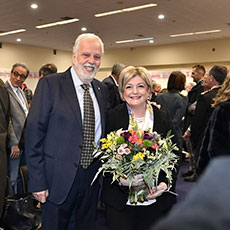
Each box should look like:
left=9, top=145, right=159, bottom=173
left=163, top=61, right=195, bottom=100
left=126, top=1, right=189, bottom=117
left=5, top=63, right=29, bottom=194
left=102, top=63, right=125, bottom=108
left=0, top=79, right=10, bottom=218
left=25, top=33, right=108, bottom=230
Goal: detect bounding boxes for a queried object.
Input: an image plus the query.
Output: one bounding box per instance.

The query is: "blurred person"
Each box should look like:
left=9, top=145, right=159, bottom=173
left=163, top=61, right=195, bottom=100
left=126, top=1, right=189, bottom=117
left=156, top=71, right=188, bottom=153
left=38, top=63, right=57, bottom=79
left=152, top=156, right=230, bottom=230
left=25, top=33, right=108, bottom=230
left=198, top=70, right=230, bottom=174
left=21, top=83, right=33, bottom=107
left=101, top=66, right=179, bottom=230
left=184, top=65, right=227, bottom=182
left=150, top=81, right=161, bottom=102
left=102, top=63, right=125, bottom=108
left=5, top=63, right=29, bottom=194
left=0, top=79, right=10, bottom=218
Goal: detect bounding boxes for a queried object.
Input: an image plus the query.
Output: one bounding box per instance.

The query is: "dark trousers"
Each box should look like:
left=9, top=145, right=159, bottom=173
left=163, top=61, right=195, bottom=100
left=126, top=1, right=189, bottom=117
left=105, top=201, right=169, bottom=230
left=41, top=162, right=100, bottom=230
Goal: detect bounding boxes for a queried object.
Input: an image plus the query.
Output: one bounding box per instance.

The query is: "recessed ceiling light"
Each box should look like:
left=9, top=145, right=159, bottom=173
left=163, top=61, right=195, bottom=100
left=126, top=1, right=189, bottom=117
left=149, top=40, right=154, bottom=43
left=0, top=29, right=26, bottom=37
left=36, top=18, right=79, bottom=29
left=81, top=27, right=87, bottom=31
left=116, top=37, right=154, bottom=44
left=31, top=3, right=38, bottom=9
left=16, top=38, right=21, bottom=42
left=158, top=14, right=165, bottom=20
left=95, top=3, right=157, bottom=17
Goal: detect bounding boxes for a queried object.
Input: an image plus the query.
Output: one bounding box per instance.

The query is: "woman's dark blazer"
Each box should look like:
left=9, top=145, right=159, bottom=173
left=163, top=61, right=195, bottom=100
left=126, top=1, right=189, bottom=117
left=101, top=103, right=179, bottom=211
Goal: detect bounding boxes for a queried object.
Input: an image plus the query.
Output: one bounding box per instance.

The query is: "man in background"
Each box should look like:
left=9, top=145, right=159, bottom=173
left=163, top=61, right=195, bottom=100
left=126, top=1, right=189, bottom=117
left=184, top=65, right=227, bottom=182
left=5, top=63, right=29, bottom=194
left=0, top=79, right=10, bottom=219
left=25, top=33, right=108, bottom=229
left=102, top=63, right=125, bottom=108
left=38, top=63, right=57, bottom=79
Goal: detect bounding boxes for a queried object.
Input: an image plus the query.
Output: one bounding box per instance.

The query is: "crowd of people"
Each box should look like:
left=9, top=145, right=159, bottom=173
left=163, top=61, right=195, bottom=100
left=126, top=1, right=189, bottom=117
left=0, top=33, right=229, bottom=230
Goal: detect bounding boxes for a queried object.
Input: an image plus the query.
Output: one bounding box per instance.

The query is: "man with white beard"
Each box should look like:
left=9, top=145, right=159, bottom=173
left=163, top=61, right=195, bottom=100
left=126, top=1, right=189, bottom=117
left=25, top=33, right=109, bottom=230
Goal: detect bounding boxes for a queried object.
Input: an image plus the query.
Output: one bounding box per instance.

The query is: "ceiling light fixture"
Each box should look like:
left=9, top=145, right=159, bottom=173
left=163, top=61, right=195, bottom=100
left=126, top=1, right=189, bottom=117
left=158, top=14, right=165, bottom=20
left=16, top=38, right=22, bottom=42
left=116, top=37, right=154, bottom=44
left=81, top=27, right=87, bottom=31
left=95, top=3, right=157, bottom=17
left=194, top=29, right=221, bottom=35
left=36, top=18, right=79, bottom=29
left=170, top=29, right=221, bottom=37
left=149, top=40, right=154, bottom=43
left=31, top=3, right=38, bottom=9
left=0, top=29, right=26, bottom=37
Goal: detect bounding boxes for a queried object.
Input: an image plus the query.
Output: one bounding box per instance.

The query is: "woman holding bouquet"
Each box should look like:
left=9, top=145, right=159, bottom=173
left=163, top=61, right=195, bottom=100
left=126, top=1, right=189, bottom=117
left=101, top=66, right=179, bottom=230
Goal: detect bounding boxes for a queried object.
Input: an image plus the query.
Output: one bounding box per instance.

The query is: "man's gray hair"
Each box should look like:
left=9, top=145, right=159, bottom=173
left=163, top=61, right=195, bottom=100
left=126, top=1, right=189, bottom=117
left=111, top=63, right=126, bottom=76
left=73, top=33, right=104, bottom=54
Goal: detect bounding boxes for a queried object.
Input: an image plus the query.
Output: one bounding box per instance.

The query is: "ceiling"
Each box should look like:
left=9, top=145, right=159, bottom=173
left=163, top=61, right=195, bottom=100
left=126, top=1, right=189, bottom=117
left=1, top=0, right=230, bottom=52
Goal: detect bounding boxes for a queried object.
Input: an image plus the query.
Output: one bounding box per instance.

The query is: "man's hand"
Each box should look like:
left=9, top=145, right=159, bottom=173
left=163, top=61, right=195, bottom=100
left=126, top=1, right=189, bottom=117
left=183, top=129, right=191, bottom=141
left=10, top=145, right=20, bottom=159
left=147, top=182, right=167, bottom=200
left=33, top=190, right=49, bottom=203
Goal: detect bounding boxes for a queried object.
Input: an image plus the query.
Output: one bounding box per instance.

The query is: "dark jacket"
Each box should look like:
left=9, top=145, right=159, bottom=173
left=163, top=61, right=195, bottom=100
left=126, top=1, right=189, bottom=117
left=101, top=103, right=179, bottom=211
left=198, top=101, right=230, bottom=174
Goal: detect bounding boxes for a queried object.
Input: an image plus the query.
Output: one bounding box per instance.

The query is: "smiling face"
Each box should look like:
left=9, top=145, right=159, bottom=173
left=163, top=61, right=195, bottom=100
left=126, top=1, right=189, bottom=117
left=123, top=75, right=149, bottom=109
left=72, top=38, right=102, bottom=83
left=10, top=66, right=27, bottom=88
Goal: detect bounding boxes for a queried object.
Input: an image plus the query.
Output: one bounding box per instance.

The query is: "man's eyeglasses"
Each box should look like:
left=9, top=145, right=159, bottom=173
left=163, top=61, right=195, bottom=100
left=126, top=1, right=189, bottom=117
left=12, top=71, right=27, bottom=80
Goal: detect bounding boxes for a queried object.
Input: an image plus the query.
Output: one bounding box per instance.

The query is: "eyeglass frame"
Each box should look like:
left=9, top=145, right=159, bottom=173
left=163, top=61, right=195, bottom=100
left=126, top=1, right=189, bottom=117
left=11, top=71, right=27, bottom=80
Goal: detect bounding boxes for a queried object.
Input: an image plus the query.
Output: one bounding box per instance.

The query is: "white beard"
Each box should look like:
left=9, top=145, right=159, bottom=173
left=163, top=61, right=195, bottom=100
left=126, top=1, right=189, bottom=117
left=75, top=62, right=98, bottom=82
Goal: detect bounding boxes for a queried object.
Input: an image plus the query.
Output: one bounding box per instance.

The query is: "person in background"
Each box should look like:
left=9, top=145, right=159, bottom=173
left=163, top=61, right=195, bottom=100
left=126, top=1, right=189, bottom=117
left=156, top=71, right=188, bottom=154
left=5, top=63, right=29, bottom=194
left=101, top=66, right=179, bottom=230
left=182, top=65, right=205, bottom=178
left=21, top=83, right=33, bottom=108
left=102, top=63, right=125, bottom=108
left=38, top=63, right=57, bottom=79
left=25, top=33, right=108, bottom=230
left=198, top=71, right=230, bottom=174
left=152, top=156, right=230, bottom=230
left=185, top=82, right=195, bottom=94
left=0, top=79, right=10, bottom=219
left=184, top=65, right=227, bottom=182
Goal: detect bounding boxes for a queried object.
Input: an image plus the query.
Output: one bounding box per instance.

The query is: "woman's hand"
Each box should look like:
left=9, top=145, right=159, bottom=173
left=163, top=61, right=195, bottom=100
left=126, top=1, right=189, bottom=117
left=119, top=174, right=144, bottom=187
left=147, top=182, right=167, bottom=200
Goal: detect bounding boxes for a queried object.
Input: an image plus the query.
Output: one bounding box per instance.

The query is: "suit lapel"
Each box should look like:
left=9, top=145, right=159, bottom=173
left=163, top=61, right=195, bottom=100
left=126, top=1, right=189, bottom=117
left=60, top=69, right=82, bottom=129
left=5, top=81, right=27, bottom=114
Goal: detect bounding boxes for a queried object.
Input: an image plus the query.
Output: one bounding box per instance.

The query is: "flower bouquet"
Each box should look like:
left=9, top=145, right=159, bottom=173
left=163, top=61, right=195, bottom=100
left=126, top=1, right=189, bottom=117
left=92, top=128, right=178, bottom=204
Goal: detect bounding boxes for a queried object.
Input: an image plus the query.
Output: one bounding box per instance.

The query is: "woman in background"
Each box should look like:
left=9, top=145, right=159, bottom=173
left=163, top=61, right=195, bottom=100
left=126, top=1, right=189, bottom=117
left=101, top=66, right=179, bottom=230
left=155, top=71, right=188, bottom=152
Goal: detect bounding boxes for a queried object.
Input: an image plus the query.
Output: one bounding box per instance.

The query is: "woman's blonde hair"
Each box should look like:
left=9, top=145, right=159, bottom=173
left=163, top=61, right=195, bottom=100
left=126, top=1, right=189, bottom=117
left=118, top=66, right=152, bottom=101
left=212, top=73, right=230, bottom=108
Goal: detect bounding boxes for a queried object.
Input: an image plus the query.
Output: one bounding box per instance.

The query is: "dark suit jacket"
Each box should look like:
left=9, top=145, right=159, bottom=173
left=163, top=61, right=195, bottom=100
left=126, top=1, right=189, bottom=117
left=25, top=68, right=108, bottom=204
left=183, top=80, right=204, bottom=132
left=102, top=75, right=123, bottom=108
left=198, top=101, right=230, bottom=174
left=101, top=103, right=179, bottom=211
left=190, top=87, right=219, bottom=151
left=0, top=79, right=10, bottom=217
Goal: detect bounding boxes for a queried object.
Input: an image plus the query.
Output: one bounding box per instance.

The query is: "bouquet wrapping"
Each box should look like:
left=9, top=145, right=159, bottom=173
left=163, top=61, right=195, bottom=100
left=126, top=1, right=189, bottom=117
left=92, top=128, right=178, bottom=204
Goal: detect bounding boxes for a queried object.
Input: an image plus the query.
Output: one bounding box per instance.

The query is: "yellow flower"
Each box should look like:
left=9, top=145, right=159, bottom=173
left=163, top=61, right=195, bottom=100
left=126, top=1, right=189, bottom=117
left=133, top=152, right=144, bottom=161
left=100, top=138, right=107, bottom=143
